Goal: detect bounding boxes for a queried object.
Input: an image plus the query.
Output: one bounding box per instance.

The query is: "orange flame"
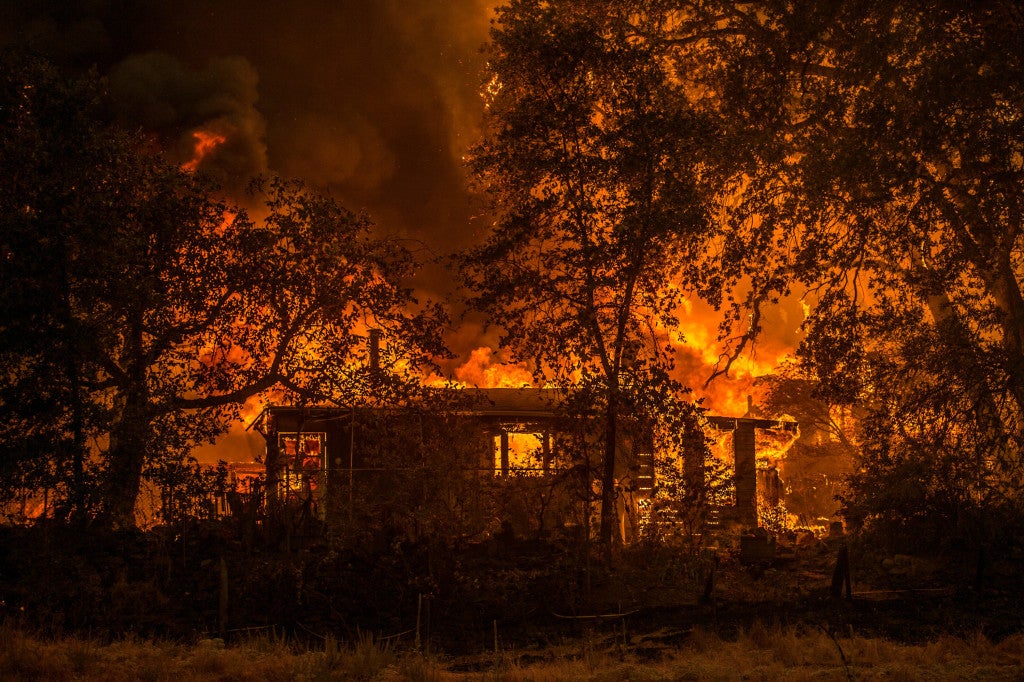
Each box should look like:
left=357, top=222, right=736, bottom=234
left=443, top=337, right=786, bottom=416
left=440, top=346, right=534, bottom=388
left=666, top=295, right=797, bottom=416
left=182, top=130, right=228, bottom=172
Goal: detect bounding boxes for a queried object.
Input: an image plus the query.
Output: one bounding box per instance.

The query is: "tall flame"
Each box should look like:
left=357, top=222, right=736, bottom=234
left=446, top=346, right=534, bottom=388
left=654, top=296, right=792, bottom=416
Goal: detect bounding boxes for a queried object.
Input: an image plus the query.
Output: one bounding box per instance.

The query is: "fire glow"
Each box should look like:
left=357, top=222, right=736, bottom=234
left=182, top=129, right=228, bottom=172
left=447, top=346, right=534, bottom=388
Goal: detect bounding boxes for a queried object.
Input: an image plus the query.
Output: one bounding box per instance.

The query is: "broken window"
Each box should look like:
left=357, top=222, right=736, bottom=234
left=493, top=426, right=552, bottom=476
left=278, top=432, right=326, bottom=495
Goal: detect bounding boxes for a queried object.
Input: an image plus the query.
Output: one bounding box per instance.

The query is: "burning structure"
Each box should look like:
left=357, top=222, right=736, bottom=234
left=252, top=387, right=798, bottom=545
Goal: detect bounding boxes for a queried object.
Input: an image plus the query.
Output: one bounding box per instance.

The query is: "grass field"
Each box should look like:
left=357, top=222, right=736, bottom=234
left=2, top=622, right=1022, bottom=681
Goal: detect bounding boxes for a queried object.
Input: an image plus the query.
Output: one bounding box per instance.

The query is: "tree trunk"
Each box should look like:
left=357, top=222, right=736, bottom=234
left=598, top=389, right=619, bottom=560
left=100, top=377, right=150, bottom=530
left=64, top=353, right=88, bottom=522
left=990, top=260, right=1024, bottom=410
left=58, top=250, right=87, bottom=521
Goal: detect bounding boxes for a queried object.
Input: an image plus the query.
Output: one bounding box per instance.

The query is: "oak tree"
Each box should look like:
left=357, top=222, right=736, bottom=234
left=0, top=55, right=446, bottom=528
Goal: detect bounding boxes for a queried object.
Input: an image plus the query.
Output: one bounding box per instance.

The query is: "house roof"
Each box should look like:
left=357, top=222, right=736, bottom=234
left=252, top=386, right=562, bottom=427
left=456, top=387, right=561, bottom=417
left=254, top=385, right=797, bottom=431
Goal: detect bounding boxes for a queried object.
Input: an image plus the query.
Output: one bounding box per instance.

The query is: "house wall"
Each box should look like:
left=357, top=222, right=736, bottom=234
left=260, top=405, right=797, bottom=544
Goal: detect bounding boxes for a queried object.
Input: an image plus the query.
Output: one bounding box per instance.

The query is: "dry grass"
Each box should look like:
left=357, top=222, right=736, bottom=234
left=0, top=623, right=1021, bottom=681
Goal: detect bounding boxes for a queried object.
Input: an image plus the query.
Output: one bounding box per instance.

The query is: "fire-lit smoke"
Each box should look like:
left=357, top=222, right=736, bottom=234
left=107, top=52, right=268, bottom=193
left=181, top=130, right=229, bottom=172
left=673, top=292, right=807, bottom=416
left=446, top=343, right=780, bottom=416
left=446, top=291, right=807, bottom=418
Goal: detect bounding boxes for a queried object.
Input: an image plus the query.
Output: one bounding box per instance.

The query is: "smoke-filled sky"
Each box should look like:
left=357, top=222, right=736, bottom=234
left=1, top=1, right=805, bottom=450
left=1, top=0, right=492, bottom=254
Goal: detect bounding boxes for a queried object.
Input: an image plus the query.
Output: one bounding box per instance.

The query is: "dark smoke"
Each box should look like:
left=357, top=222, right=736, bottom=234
left=0, top=0, right=494, bottom=260
left=109, top=52, right=268, bottom=193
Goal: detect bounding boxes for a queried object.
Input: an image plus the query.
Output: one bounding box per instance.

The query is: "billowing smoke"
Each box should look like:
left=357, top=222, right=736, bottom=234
left=1, top=0, right=493, bottom=254
left=109, top=52, right=268, bottom=193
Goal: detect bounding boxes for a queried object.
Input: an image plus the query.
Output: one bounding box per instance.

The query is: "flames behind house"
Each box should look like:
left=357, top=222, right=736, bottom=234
left=243, top=387, right=845, bottom=546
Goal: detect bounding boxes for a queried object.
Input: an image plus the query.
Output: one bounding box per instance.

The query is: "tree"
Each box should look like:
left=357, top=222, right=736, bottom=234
left=0, top=54, right=447, bottom=528
left=463, top=0, right=714, bottom=554
left=0, top=54, right=123, bottom=519
left=664, top=1, right=1024, bottom=539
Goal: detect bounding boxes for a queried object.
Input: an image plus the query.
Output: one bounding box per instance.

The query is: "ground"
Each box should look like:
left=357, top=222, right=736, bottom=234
left=2, top=523, right=1023, bottom=679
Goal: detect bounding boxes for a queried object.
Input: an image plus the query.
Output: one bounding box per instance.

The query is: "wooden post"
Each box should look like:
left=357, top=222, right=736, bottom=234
left=499, top=431, right=509, bottom=477
left=424, top=595, right=431, bottom=652
left=218, top=556, right=229, bottom=637
left=415, top=593, right=422, bottom=651
left=975, top=545, right=986, bottom=593
left=831, top=545, right=851, bottom=600
left=349, top=409, right=355, bottom=524
left=264, top=413, right=281, bottom=518
left=701, top=555, right=717, bottom=604
left=542, top=431, right=552, bottom=474
left=734, top=421, right=757, bottom=527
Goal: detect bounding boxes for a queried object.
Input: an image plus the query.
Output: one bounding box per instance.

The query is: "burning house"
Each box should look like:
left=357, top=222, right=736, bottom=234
left=252, top=387, right=798, bottom=545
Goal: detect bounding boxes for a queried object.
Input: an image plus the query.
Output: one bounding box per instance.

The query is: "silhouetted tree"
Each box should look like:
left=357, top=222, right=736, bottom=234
left=0, top=54, right=447, bottom=528
left=463, top=0, right=714, bottom=554
left=668, top=1, right=1024, bottom=541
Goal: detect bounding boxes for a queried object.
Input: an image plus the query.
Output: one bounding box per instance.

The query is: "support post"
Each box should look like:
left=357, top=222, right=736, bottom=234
left=499, top=431, right=509, bottom=476
left=734, top=420, right=757, bottom=527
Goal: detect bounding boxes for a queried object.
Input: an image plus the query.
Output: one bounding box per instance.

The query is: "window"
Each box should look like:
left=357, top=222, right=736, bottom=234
left=278, top=432, right=326, bottom=493
left=493, top=428, right=552, bottom=476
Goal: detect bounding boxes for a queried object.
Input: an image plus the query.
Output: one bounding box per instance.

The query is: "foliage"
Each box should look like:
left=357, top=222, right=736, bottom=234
left=652, top=1, right=1024, bottom=546
left=762, top=370, right=854, bottom=450
left=641, top=443, right=730, bottom=549
left=149, top=459, right=229, bottom=526
left=0, top=53, right=446, bottom=528
left=0, top=53, right=126, bottom=520
left=759, top=370, right=854, bottom=524
left=464, top=0, right=715, bottom=553
left=468, top=0, right=1024, bottom=548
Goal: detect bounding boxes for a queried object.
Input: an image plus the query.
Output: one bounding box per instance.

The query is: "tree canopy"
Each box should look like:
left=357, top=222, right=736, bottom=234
left=667, top=0, right=1024, bottom=537
left=0, top=54, right=446, bottom=528
left=463, top=0, right=714, bottom=551
left=469, top=0, right=1024, bottom=547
